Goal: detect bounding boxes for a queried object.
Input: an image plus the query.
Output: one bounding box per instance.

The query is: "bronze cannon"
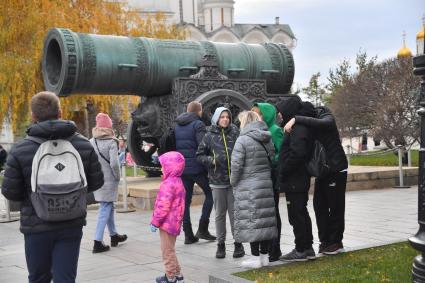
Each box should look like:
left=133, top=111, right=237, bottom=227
left=41, top=28, right=295, bottom=173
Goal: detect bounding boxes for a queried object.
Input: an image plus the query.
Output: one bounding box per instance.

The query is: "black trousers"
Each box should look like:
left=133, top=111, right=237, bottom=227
left=268, top=189, right=282, bottom=257
left=313, top=171, right=347, bottom=245
left=286, top=192, right=313, bottom=252
left=250, top=240, right=270, bottom=256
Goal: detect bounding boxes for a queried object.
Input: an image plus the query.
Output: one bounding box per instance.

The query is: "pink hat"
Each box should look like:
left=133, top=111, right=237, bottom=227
left=96, top=113, right=113, bottom=129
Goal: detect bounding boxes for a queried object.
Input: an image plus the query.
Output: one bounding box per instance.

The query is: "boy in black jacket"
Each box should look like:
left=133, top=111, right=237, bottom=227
left=276, top=96, right=316, bottom=261
left=1, top=91, right=104, bottom=282
left=284, top=105, right=348, bottom=255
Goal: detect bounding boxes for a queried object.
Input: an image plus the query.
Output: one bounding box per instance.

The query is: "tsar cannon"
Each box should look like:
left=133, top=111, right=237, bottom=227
left=41, top=28, right=295, bottom=173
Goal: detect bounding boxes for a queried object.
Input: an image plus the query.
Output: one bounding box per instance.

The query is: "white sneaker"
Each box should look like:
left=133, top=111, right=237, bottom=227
left=260, top=254, right=269, bottom=266
left=240, top=256, right=262, bottom=269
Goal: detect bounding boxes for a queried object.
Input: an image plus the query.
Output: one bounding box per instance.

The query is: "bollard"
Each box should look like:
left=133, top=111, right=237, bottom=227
left=393, top=145, right=410, bottom=189
left=346, top=145, right=351, bottom=166
left=0, top=198, right=19, bottom=223
left=117, top=164, right=135, bottom=213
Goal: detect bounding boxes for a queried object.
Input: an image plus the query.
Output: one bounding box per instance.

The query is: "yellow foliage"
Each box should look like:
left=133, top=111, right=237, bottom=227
left=0, top=0, right=185, bottom=134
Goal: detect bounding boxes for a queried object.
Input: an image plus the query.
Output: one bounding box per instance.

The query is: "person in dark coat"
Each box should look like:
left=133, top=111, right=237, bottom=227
left=231, top=111, right=277, bottom=269
left=284, top=105, right=348, bottom=255
left=0, top=144, right=7, bottom=172
left=276, top=95, right=316, bottom=262
left=175, top=101, right=215, bottom=244
left=197, top=106, right=245, bottom=259
left=1, top=91, right=104, bottom=283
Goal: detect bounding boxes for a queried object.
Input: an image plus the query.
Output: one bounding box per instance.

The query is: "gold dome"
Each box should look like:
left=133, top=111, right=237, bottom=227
left=397, top=31, right=412, bottom=58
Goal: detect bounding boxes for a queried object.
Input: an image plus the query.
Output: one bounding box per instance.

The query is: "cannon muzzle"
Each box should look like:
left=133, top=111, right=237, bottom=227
left=42, top=28, right=294, bottom=97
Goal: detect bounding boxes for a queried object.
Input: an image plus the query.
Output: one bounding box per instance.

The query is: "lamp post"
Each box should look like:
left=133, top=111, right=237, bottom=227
left=410, top=14, right=425, bottom=282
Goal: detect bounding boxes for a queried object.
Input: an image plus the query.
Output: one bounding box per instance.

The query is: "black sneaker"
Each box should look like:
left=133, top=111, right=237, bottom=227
left=176, top=274, right=184, bottom=283
left=155, top=274, right=176, bottom=283
left=323, top=242, right=344, bottom=255
left=305, top=247, right=316, bottom=260
left=280, top=249, right=308, bottom=262
left=318, top=243, right=328, bottom=254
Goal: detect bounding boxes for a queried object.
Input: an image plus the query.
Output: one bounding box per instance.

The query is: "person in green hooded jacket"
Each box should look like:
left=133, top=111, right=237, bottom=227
left=252, top=102, right=284, bottom=262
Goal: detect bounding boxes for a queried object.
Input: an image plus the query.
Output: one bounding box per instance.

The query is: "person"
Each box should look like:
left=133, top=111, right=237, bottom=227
left=118, top=138, right=127, bottom=164
left=0, top=144, right=7, bottom=172
left=196, top=107, right=245, bottom=259
left=276, top=96, right=316, bottom=262
left=90, top=113, right=127, bottom=253
left=150, top=151, right=186, bottom=283
left=231, top=111, right=277, bottom=268
left=175, top=101, right=216, bottom=244
left=284, top=105, right=348, bottom=255
left=1, top=91, right=104, bottom=282
left=252, top=102, right=284, bottom=261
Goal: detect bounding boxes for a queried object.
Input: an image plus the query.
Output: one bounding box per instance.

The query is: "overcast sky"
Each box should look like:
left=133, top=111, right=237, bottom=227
left=234, top=0, right=424, bottom=90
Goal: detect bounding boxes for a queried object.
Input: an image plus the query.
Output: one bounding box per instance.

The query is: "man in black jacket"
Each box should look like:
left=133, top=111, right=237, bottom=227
left=1, top=91, right=104, bottom=283
left=276, top=96, right=316, bottom=261
left=284, top=105, right=348, bottom=255
left=175, top=101, right=216, bottom=244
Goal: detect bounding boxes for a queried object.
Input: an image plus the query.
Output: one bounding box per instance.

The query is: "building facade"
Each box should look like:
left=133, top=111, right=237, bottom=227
left=126, top=0, right=296, bottom=49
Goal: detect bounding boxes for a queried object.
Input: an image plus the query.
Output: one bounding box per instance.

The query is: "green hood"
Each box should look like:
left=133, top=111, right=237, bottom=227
left=255, top=103, right=277, bottom=128
left=255, top=102, right=283, bottom=164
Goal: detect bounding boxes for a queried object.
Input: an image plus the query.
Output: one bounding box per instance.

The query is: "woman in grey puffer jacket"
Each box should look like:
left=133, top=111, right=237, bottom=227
left=231, top=111, right=277, bottom=269
left=90, top=113, right=127, bottom=253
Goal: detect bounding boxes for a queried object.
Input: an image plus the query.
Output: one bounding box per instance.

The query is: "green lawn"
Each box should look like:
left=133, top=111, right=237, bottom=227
left=235, top=242, right=416, bottom=283
left=124, top=166, right=145, bottom=177
left=349, top=150, right=418, bottom=167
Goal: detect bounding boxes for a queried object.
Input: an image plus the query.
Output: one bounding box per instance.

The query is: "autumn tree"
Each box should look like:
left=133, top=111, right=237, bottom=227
left=302, top=72, right=326, bottom=107
left=0, top=0, right=184, bottom=136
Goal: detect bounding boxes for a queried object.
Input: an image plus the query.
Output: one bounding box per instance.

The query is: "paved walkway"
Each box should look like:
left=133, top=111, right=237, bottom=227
left=0, top=187, right=419, bottom=282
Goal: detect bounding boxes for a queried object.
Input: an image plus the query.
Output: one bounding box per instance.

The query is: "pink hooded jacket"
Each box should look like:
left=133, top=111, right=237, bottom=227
left=151, top=151, right=186, bottom=236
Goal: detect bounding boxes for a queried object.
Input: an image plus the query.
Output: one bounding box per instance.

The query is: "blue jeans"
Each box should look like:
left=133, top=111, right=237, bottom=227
left=181, top=173, right=213, bottom=225
left=24, top=227, right=83, bottom=283
left=94, top=202, right=117, bottom=241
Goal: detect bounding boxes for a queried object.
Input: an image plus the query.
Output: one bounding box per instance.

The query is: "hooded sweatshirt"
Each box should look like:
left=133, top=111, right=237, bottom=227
left=151, top=151, right=186, bottom=236
left=196, top=107, right=239, bottom=188
left=276, top=98, right=316, bottom=193
left=255, top=103, right=284, bottom=164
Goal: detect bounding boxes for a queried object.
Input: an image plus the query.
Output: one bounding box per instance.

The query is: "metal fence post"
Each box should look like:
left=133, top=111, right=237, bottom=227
left=408, top=149, right=412, bottom=167
left=393, top=145, right=410, bottom=188
left=117, top=163, right=135, bottom=213
left=346, top=145, right=351, bottom=166
left=133, top=163, right=137, bottom=177
left=0, top=198, right=19, bottom=223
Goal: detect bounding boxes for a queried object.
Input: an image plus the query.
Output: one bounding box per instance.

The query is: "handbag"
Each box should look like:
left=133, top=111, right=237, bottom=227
left=259, top=142, right=277, bottom=189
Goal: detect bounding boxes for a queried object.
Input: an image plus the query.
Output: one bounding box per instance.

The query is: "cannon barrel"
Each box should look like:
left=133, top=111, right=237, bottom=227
left=42, top=28, right=294, bottom=97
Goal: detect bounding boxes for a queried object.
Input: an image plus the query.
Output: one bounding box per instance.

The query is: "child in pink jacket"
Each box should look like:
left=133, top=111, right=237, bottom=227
left=151, top=151, right=186, bottom=283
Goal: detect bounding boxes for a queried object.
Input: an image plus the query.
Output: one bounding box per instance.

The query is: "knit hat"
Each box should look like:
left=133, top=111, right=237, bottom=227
left=95, top=113, right=113, bottom=129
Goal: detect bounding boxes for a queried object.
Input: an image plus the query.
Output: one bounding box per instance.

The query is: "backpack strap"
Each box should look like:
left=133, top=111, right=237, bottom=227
left=25, top=136, right=46, bottom=144
left=94, top=138, right=111, bottom=164
left=259, top=141, right=273, bottom=169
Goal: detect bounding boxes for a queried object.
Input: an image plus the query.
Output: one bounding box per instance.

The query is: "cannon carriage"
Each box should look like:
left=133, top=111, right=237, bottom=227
left=41, top=28, right=294, bottom=173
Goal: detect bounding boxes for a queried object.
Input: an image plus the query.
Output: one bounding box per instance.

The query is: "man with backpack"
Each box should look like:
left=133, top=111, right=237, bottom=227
left=1, top=91, right=104, bottom=283
left=284, top=105, right=348, bottom=255
left=174, top=101, right=216, bottom=244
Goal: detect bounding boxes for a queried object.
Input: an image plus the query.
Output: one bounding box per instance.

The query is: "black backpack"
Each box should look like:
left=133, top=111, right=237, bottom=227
left=306, top=140, right=330, bottom=178
left=158, top=127, right=176, bottom=156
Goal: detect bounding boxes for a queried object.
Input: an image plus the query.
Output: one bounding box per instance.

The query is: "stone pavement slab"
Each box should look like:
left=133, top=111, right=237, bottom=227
left=0, top=187, right=419, bottom=282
